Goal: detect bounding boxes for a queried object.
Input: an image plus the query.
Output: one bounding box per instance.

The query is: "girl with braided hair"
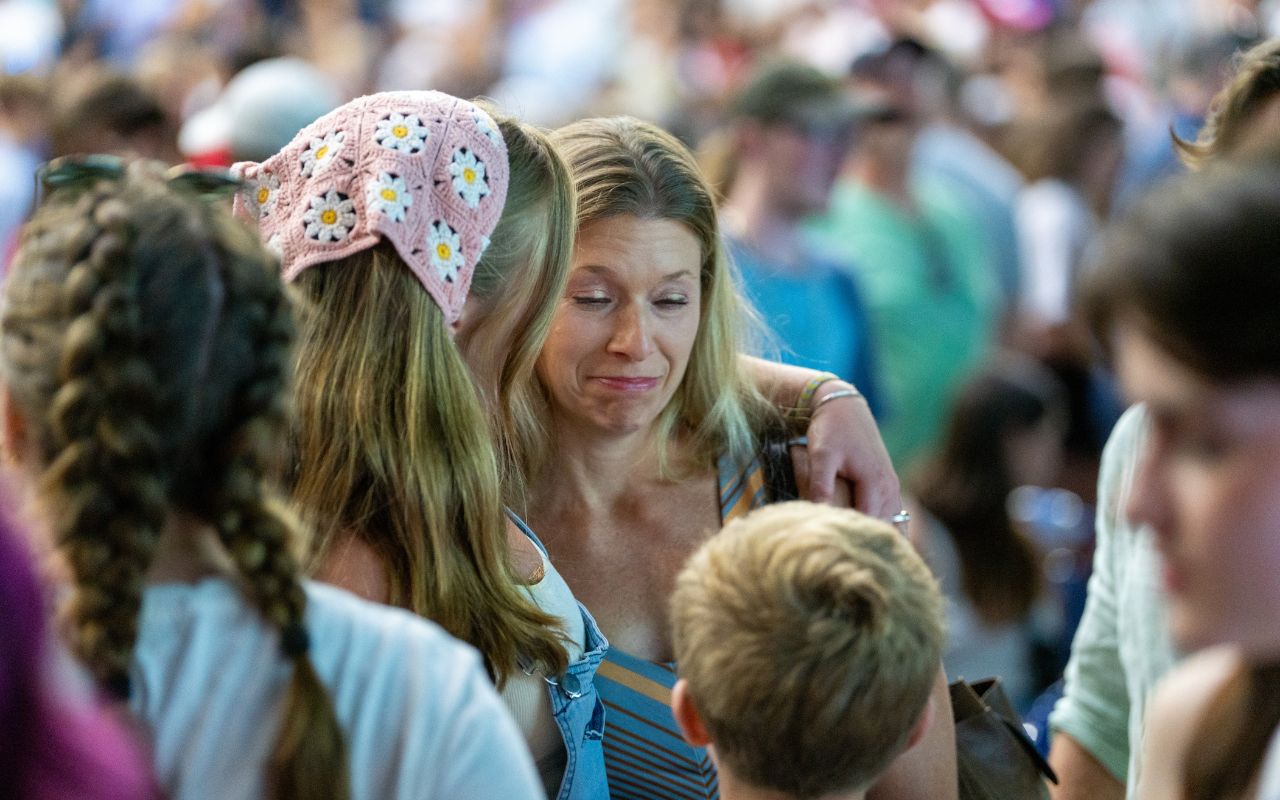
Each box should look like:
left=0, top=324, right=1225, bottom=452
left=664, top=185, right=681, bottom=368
left=0, top=157, right=541, bottom=800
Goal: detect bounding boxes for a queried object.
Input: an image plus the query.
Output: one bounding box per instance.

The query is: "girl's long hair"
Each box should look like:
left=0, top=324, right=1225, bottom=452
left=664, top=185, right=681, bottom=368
left=290, top=241, right=567, bottom=682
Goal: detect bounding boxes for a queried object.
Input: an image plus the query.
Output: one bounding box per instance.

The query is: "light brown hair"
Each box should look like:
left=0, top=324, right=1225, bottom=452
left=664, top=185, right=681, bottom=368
left=289, top=238, right=567, bottom=684
left=1, top=161, right=347, bottom=799
left=1173, top=38, right=1280, bottom=169
left=458, top=106, right=575, bottom=511
left=671, top=501, right=944, bottom=797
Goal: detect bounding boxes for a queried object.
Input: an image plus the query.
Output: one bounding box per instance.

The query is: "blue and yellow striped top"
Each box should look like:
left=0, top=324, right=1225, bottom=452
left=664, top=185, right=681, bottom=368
left=594, top=452, right=771, bottom=800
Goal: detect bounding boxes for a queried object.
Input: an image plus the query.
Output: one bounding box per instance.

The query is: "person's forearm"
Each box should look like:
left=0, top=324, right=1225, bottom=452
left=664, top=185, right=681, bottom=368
left=1048, top=733, right=1125, bottom=800
left=867, top=667, right=958, bottom=800
left=738, top=354, right=836, bottom=406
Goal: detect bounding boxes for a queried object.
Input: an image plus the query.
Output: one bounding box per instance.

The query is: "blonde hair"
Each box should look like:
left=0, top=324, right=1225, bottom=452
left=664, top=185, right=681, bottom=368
left=550, top=116, right=774, bottom=475
left=289, top=241, right=567, bottom=683
left=1173, top=38, right=1280, bottom=169
left=458, top=106, right=574, bottom=510
left=1, top=161, right=348, bottom=800
left=671, top=501, right=944, bottom=797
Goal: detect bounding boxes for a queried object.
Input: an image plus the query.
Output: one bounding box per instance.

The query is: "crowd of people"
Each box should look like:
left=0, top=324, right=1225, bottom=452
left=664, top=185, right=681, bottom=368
left=5, top=0, right=1280, bottom=799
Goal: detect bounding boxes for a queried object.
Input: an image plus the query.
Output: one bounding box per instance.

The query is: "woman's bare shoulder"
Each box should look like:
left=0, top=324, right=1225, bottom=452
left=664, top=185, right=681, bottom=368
left=1137, top=645, right=1243, bottom=799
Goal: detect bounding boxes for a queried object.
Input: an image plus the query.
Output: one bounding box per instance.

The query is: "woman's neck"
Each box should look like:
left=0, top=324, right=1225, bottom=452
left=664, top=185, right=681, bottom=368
left=146, top=512, right=237, bottom=583
left=533, top=419, right=684, bottom=512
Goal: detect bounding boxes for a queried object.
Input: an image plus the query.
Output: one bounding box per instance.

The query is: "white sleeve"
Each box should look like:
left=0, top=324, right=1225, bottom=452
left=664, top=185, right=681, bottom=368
left=433, top=663, right=546, bottom=800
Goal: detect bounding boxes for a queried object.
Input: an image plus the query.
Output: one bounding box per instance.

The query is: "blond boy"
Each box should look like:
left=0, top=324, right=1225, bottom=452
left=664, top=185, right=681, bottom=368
left=670, top=501, right=944, bottom=800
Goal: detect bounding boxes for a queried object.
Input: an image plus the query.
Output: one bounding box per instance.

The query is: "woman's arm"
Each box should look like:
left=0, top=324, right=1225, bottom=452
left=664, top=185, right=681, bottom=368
left=741, top=355, right=901, bottom=517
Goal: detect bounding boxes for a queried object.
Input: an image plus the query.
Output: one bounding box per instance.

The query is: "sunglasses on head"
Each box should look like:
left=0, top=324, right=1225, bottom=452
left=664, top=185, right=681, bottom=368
left=35, top=154, right=244, bottom=205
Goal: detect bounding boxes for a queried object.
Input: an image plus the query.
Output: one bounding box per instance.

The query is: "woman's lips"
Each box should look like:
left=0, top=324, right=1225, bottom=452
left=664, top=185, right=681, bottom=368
left=592, top=376, right=660, bottom=392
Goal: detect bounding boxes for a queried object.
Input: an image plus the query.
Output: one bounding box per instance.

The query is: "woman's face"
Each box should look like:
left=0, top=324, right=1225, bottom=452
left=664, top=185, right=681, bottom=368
left=1116, top=322, right=1280, bottom=657
left=536, top=214, right=701, bottom=440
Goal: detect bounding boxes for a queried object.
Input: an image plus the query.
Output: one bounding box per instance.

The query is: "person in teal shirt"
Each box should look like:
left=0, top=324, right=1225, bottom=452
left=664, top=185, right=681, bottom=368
left=807, top=59, right=999, bottom=470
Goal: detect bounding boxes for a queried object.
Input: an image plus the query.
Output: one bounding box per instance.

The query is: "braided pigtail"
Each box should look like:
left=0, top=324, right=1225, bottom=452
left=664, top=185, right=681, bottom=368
left=4, top=161, right=350, bottom=799
left=203, top=245, right=348, bottom=800
left=34, top=189, right=169, bottom=699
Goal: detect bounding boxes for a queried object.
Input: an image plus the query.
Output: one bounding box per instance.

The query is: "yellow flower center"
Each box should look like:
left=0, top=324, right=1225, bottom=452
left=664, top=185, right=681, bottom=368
left=315, top=145, right=329, bottom=160
left=321, top=209, right=338, bottom=225
left=256, top=186, right=270, bottom=204
left=393, top=124, right=409, bottom=138
left=436, top=243, right=452, bottom=261
left=463, top=168, right=476, bottom=183
left=380, top=188, right=398, bottom=201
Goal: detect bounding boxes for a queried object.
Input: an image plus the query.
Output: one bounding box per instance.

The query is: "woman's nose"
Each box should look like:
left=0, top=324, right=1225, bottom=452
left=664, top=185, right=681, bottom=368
left=607, top=304, right=654, bottom=360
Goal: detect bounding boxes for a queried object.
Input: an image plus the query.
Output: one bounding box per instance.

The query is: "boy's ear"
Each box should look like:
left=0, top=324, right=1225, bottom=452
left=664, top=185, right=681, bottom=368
left=904, top=694, right=937, bottom=752
left=671, top=678, right=712, bottom=748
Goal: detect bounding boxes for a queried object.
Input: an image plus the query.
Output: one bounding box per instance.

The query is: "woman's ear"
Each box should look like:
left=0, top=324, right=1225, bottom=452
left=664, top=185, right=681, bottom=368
left=671, top=678, right=712, bottom=748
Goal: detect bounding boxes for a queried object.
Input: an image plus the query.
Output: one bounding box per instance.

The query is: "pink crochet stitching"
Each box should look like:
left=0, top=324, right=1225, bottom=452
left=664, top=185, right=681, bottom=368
left=233, top=90, right=509, bottom=323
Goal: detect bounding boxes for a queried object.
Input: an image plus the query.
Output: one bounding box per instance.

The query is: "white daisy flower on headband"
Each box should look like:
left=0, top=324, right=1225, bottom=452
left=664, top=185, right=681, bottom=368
left=478, top=235, right=491, bottom=258
left=303, top=190, right=357, bottom=243
left=472, top=109, right=502, bottom=146
left=375, top=112, right=429, bottom=154
left=449, top=148, right=489, bottom=209
left=300, top=131, right=346, bottom=177
left=265, top=234, right=283, bottom=260
left=428, top=220, right=464, bottom=283
left=244, top=171, right=280, bottom=218
left=367, top=172, right=412, bottom=223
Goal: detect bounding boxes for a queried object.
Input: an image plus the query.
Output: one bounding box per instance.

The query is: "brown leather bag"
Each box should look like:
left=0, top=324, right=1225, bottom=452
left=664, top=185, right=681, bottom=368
left=950, top=677, right=1058, bottom=800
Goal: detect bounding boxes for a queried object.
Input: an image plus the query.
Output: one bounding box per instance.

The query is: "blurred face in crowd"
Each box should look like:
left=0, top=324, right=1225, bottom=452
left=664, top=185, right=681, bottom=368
left=1116, top=321, right=1280, bottom=658
left=536, top=214, right=701, bottom=440
left=755, top=117, right=854, bottom=217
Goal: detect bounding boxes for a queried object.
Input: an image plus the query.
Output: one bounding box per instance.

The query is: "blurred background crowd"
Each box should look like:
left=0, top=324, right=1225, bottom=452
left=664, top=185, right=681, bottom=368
left=1, top=0, right=1272, bottom=739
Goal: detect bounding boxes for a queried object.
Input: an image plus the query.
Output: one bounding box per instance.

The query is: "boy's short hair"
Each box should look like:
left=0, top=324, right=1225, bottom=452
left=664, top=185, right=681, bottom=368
left=671, top=501, right=944, bottom=797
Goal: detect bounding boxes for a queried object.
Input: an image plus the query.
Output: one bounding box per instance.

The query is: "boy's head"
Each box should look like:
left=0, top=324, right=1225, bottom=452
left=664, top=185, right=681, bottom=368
left=670, top=501, right=944, bottom=799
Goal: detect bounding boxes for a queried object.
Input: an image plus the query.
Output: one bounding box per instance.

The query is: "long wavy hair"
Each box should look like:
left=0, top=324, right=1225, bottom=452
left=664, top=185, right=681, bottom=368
left=549, top=116, right=776, bottom=476
left=1084, top=161, right=1280, bottom=800
left=909, top=358, right=1057, bottom=623
left=0, top=161, right=348, bottom=800
left=290, top=238, right=568, bottom=683
left=458, top=106, right=575, bottom=512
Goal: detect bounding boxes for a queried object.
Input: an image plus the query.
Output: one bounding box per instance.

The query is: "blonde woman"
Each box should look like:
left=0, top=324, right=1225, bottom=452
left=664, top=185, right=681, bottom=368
left=526, top=116, right=954, bottom=800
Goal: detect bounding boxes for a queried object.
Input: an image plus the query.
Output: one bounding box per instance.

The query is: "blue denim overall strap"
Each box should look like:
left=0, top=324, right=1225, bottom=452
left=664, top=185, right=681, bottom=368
left=507, top=510, right=611, bottom=800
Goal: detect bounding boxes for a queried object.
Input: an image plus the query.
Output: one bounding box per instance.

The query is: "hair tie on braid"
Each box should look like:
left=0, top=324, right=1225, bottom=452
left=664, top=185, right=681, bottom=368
left=280, top=621, right=310, bottom=659
left=105, top=671, right=132, bottom=701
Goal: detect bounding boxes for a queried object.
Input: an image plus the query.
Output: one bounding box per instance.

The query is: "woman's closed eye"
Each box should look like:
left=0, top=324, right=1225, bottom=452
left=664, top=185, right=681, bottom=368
left=655, top=293, right=689, bottom=308
left=572, top=291, right=611, bottom=306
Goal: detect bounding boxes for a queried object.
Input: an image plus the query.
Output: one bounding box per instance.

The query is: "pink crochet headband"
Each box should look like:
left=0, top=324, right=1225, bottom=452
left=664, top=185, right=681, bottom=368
left=233, top=90, right=508, bottom=323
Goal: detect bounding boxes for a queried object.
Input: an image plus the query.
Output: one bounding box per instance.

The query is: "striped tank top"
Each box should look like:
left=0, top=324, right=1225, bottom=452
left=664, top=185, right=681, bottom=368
left=594, top=452, right=771, bottom=800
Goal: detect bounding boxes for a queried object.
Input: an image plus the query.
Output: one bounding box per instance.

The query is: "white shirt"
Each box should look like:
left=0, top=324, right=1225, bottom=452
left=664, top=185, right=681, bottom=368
left=132, top=578, right=544, bottom=800
left=1259, top=725, right=1280, bottom=800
